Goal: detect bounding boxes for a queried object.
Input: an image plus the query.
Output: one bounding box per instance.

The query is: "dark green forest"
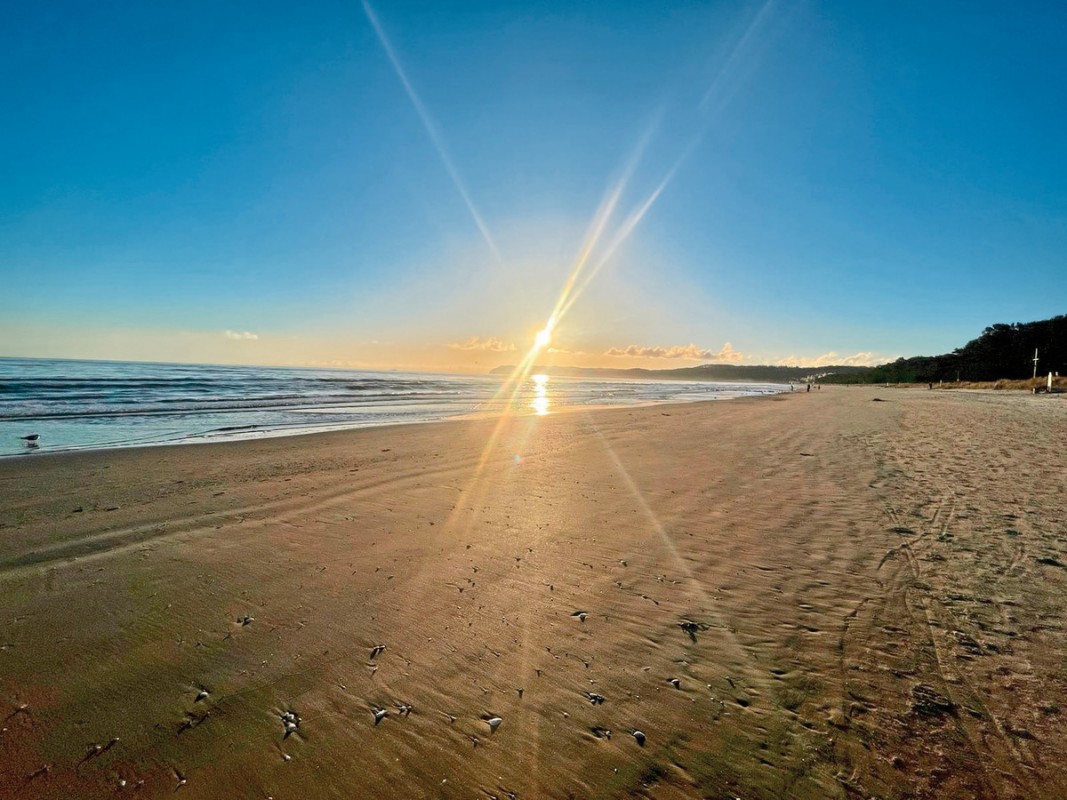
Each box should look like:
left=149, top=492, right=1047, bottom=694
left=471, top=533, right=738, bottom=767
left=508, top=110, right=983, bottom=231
left=822, top=315, right=1067, bottom=384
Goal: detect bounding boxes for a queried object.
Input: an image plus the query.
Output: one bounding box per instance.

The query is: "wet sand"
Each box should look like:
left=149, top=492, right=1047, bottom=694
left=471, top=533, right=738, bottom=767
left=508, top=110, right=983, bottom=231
left=1, top=387, right=1065, bottom=799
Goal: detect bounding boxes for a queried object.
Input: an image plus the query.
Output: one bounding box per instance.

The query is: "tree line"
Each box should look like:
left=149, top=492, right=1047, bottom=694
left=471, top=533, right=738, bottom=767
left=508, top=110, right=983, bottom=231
left=822, top=315, right=1067, bottom=384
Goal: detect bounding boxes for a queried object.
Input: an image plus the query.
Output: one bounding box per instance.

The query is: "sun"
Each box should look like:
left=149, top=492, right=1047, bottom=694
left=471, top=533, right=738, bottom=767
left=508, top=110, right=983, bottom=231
left=532, top=319, right=555, bottom=352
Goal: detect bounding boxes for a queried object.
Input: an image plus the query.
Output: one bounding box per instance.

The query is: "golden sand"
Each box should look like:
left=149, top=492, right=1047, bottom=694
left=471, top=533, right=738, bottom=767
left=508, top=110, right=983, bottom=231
left=1, top=387, right=1064, bottom=799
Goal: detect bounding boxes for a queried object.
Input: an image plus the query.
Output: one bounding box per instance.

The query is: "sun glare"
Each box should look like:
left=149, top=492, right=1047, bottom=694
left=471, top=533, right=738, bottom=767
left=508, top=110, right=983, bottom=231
left=530, top=373, right=550, bottom=415
left=534, top=327, right=552, bottom=351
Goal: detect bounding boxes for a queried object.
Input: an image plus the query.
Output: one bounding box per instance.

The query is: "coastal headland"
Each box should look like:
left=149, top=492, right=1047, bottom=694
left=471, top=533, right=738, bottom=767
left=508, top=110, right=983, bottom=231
left=1, top=387, right=1064, bottom=799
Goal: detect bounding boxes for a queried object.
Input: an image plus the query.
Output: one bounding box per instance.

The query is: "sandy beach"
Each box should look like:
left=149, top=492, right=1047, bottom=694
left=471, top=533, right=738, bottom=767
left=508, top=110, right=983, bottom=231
left=1, top=387, right=1065, bottom=799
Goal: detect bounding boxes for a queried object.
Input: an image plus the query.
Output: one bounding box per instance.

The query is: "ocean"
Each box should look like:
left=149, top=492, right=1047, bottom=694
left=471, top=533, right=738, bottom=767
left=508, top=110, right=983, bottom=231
left=0, top=357, right=785, bottom=457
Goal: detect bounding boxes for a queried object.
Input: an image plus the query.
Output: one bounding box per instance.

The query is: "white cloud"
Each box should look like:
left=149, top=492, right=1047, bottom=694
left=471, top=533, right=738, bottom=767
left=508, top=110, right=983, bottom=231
left=604, top=342, right=744, bottom=363
left=224, top=330, right=259, bottom=341
left=775, top=351, right=890, bottom=368
left=447, top=336, right=517, bottom=352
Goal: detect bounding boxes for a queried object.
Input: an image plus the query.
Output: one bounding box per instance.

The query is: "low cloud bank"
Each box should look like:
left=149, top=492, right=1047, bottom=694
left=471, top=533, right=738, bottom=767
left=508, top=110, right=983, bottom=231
left=224, top=330, right=258, bottom=341
left=448, top=336, right=517, bottom=352
left=604, top=342, right=743, bottom=363
left=776, top=351, right=889, bottom=368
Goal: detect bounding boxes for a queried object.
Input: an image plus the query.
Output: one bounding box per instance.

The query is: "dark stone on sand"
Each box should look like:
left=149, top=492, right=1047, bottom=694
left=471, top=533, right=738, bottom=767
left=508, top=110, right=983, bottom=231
left=952, top=630, right=982, bottom=653
left=911, top=684, right=956, bottom=717
left=678, top=619, right=708, bottom=642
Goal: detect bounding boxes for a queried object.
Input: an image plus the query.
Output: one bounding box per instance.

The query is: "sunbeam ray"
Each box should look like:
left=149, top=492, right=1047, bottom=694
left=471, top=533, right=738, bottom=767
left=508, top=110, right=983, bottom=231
left=482, top=117, right=661, bottom=409
left=581, top=411, right=753, bottom=668
left=700, top=0, right=777, bottom=114
left=362, top=1, right=502, bottom=263
left=556, top=133, right=700, bottom=322
left=543, top=0, right=780, bottom=333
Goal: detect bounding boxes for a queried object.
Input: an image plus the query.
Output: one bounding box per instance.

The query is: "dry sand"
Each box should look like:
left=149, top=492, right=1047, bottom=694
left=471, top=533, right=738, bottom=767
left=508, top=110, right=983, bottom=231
left=0, top=387, right=1065, bottom=799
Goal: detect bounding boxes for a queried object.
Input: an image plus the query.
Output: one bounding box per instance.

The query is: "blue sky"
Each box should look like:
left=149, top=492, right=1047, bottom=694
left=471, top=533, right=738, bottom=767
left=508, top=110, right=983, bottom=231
left=1, top=0, right=1064, bottom=371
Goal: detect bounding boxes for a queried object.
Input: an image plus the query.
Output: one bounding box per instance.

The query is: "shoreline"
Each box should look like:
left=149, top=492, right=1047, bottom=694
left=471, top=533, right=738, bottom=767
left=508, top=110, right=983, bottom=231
left=0, top=387, right=786, bottom=461
left=1, top=387, right=1064, bottom=798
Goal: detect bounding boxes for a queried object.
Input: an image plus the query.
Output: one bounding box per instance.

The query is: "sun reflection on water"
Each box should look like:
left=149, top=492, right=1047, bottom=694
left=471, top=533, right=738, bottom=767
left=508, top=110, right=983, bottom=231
left=530, top=373, right=550, bottom=416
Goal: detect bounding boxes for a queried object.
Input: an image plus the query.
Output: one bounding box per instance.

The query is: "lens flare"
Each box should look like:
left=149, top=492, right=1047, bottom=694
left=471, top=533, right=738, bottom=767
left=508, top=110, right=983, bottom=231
left=362, top=0, right=502, bottom=264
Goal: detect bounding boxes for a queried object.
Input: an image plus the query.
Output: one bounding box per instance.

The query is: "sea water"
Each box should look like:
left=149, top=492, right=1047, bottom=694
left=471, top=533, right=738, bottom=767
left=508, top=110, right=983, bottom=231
left=0, top=357, right=784, bottom=456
